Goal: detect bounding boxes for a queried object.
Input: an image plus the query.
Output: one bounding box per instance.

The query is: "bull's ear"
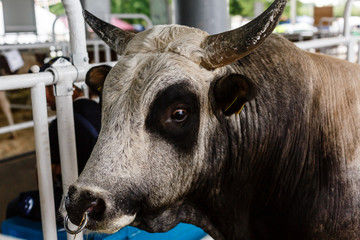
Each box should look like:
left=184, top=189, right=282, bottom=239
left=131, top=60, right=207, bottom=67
left=213, top=74, right=256, bottom=116
left=85, top=65, right=112, bottom=96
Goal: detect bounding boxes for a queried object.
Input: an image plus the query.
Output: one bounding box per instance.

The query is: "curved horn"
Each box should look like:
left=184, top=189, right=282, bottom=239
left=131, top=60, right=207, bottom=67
left=83, top=10, right=135, bottom=55
left=201, top=0, right=287, bottom=69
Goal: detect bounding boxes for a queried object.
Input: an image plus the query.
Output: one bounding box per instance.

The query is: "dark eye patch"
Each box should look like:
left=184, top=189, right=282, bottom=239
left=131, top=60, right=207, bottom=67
left=145, top=82, right=200, bottom=153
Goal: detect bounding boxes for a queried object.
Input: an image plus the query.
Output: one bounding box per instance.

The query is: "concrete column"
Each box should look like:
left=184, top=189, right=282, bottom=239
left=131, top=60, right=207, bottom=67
left=174, top=0, right=230, bottom=34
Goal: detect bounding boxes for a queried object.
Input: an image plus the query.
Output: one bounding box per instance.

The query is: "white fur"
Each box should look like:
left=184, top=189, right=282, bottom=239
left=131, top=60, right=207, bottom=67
left=70, top=24, right=225, bottom=233
left=98, top=214, right=137, bottom=234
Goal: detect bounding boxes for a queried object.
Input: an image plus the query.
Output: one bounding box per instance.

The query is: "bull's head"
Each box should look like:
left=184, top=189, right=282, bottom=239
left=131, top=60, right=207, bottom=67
left=65, top=0, right=286, bottom=236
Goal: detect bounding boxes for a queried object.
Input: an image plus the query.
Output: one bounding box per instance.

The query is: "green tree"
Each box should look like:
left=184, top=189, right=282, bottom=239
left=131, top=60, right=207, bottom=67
left=111, top=0, right=150, bottom=16
left=229, top=0, right=243, bottom=15
left=49, top=2, right=65, bottom=16
left=230, top=0, right=303, bottom=18
left=111, top=0, right=150, bottom=24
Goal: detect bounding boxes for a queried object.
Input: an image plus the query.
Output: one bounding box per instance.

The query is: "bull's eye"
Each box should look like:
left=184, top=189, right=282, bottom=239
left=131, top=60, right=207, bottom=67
left=172, top=109, right=187, bottom=122
left=145, top=83, right=200, bottom=152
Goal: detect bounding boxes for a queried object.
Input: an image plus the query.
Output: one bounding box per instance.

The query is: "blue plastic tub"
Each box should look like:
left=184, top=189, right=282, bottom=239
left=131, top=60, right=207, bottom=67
left=1, top=217, right=67, bottom=240
left=1, top=217, right=208, bottom=240
left=94, top=223, right=207, bottom=240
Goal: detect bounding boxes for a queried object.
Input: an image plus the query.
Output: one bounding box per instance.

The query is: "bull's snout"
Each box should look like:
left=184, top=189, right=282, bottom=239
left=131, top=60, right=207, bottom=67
left=65, top=185, right=106, bottom=227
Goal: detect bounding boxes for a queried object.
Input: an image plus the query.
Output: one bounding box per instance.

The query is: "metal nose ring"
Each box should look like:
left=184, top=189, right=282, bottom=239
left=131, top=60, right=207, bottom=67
left=64, top=212, right=88, bottom=235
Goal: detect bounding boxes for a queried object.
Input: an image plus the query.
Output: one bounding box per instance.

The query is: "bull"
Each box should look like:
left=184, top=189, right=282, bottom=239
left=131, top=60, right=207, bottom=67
left=64, top=0, right=360, bottom=239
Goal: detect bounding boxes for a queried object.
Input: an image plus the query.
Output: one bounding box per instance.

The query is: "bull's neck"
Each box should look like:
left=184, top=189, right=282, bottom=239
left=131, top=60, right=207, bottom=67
left=193, top=35, right=357, bottom=239
left=197, top=98, right=315, bottom=239
left=199, top=93, right=348, bottom=239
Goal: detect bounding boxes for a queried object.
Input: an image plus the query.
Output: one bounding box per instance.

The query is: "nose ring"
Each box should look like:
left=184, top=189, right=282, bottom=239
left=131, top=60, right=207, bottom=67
left=64, top=212, right=88, bottom=235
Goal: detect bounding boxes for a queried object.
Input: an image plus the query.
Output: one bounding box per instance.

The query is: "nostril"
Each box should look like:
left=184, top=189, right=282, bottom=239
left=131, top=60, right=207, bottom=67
left=86, top=198, right=106, bottom=220
left=65, top=187, right=106, bottom=225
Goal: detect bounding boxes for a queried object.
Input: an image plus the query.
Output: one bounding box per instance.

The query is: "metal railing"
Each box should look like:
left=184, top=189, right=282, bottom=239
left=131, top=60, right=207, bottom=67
left=0, top=11, right=153, bottom=138
left=295, top=35, right=360, bottom=63
left=0, top=0, right=88, bottom=239
left=0, top=42, right=114, bottom=138
left=294, top=0, right=360, bottom=63
left=0, top=62, right=117, bottom=240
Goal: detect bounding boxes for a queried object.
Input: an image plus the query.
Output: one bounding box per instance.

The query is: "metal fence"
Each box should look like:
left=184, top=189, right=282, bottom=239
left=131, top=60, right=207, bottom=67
left=0, top=11, right=153, bottom=137
left=295, top=35, right=360, bottom=63
left=0, top=0, right=88, bottom=239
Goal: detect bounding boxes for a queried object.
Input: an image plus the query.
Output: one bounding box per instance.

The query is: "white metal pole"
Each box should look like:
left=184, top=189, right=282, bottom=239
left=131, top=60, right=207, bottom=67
left=105, top=45, right=111, bottom=62
left=0, top=116, right=56, bottom=135
left=0, top=72, right=54, bottom=90
left=55, top=96, right=77, bottom=191
left=344, top=0, right=355, bottom=61
left=0, top=63, right=114, bottom=92
left=294, top=36, right=360, bottom=50
left=49, top=61, right=83, bottom=240
left=31, top=83, right=58, bottom=240
left=94, top=43, right=99, bottom=63
left=290, top=0, right=296, bottom=25
left=344, top=0, right=353, bottom=37
left=62, top=0, right=89, bottom=68
left=58, top=0, right=88, bottom=193
left=55, top=94, right=83, bottom=240
left=59, top=0, right=88, bottom=239
left=348, top=39, right=356, bottom=62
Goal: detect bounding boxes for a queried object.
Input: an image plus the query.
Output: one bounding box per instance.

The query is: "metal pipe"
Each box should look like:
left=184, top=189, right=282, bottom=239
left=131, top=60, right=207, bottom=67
left=31, top=83, right=58, bottom=240
left=294, top=35, right=360, bottom=63
left=344, top=0, right=354, bottom=37
left=10, top=103, right=32, bottom=110
left=52, top=63, right=83, bottom=240
left=0, top=42, right=64, bottom=51
left=94, top=43, right=99, bottom=63
left=343, top=0, right=360, bottom=61
left=62, top=0, right=88, bottom=67
left=347, top=39, right=356, bottom=62
left=55, top=94, right=83, bottom=240
left=48, top=60, right=82, bottom=240
left=58, top=2, right=88, bottom=239
left=290, top=0, right=296, bottom=25
left=0, top=62, right=115, bottom=92
left=0, top=116, right=56, bottom=135
left=105, top=45, right=111, bottom=62
left=0, top=72, right=54, bottom=91
left=52, top=14, right=66, bottom=43
left=295, top=36, right=360, bottom=49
